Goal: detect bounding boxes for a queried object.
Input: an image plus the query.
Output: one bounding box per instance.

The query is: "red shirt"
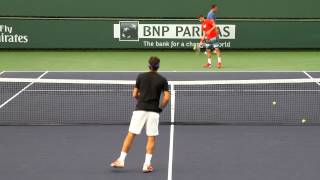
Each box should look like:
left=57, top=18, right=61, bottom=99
left=201, top=19, right=218, bottom=39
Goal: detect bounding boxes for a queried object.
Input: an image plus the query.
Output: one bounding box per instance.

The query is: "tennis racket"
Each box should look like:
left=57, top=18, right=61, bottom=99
left=192, top=38, right=206, bottom=54
left=192, top=42, right=201, bottom=54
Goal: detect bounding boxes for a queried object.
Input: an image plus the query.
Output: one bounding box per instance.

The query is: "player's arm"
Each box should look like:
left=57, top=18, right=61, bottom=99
left=215, top=26, right=220, bottom=36
left=200, top=28, right=206, bottom=44
left=159, top=80, right=170, bottom=109
left=204, top=20, right=216, bottom=36
left=206, top=24, right=216, bottom=35
left=200, top=33, right=206, bottom=43
left=213, top=20, right=219, bottom=36
left=159, top=90, right=170, bottom=109
left=132, top=87, right=140, bottom=100
left=133, top=75, right=141, bottom=100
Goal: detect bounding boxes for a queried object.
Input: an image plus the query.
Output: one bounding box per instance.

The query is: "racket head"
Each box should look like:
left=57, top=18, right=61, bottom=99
left=192, top=43, right=201, bottom=54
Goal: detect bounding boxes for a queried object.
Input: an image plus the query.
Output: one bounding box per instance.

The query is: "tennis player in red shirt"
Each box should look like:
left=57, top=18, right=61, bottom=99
left=198, top=15, right=222, bottom=68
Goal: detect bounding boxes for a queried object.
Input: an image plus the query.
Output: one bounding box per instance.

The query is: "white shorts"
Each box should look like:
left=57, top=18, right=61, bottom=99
left=128, top=111, right=160, bottom=136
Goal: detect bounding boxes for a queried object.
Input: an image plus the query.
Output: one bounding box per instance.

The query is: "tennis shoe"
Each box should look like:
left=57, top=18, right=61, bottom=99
left=216, top=62, right=222, bottom=69
left=110, top=159, right=125, bottom=168
left=142, top=163, right=154, bottom=173
left=203, top=63, right=212, bottom=68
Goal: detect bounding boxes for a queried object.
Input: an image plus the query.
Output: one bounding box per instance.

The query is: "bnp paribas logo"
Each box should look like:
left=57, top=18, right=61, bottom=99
left=117, top=21, right=139, bottom=41
left=114, top=21, right=236, bottom=41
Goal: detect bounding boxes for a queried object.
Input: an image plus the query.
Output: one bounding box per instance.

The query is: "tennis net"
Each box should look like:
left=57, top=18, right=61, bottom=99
left=0, top=78, right=319, bottom=125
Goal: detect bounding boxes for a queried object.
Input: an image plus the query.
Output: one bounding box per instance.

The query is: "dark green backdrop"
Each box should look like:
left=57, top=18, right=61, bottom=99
left=1, top=0, right=319, bottom=18
left=1, top=19, right=320, bottom=49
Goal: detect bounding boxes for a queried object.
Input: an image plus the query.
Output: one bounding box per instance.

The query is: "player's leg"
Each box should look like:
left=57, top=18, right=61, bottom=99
left=146, top=136, right=156, bottom=154
left=203, top=48, right=212, bottom=68
left=212, top=38, right=222, bottom=68
left=111, top=111, right=147, bottom=168
left=143, top=112, right=160, bottom=172
left=203, top=39, right=214, bottom=68
left=121, top=132, right=136, bottom=153
left=215, top=47, right=222, bottom=68
left=110, top=132, right=136, bottom=168
left=143, top=136, right=155, bottom=173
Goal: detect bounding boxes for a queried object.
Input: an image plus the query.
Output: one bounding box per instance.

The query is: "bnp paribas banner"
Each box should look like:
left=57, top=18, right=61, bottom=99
left=113, top=21, right=236, bottom=48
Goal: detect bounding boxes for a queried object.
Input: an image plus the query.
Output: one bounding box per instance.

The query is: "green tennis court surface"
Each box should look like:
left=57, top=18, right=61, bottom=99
left=0, top=50, right=319, bottom=71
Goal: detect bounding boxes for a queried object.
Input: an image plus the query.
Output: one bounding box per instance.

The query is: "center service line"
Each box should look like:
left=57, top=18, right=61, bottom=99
left=168, top=84, right=176, bottom=180
left=303, top=71, right=320, bottom=86
left=0, top=71, right=48, bottom=109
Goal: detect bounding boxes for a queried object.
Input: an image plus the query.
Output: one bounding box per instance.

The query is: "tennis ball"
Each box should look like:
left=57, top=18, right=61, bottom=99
left=301, top=119, right=307, bottom=123
left=272, top=101, right=277, bottom=106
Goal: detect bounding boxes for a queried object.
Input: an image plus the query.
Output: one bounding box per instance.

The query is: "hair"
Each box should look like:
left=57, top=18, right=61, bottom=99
left=197, top=15, right=204, bottom=19
left=148, top=56, right=160, bottom=71
left=211, top=4, right=217, bottom=9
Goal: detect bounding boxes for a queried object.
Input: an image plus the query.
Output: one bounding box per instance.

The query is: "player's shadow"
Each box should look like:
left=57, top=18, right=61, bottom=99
left=109, top=168, right=135, bottom=173
left=109, top=168, right=158, bottom=174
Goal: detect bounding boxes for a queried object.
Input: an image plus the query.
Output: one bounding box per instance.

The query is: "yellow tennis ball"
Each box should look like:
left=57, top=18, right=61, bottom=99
left=301, top=119, right=307, bottom=123
left=272, top=101, right=277, bottom=106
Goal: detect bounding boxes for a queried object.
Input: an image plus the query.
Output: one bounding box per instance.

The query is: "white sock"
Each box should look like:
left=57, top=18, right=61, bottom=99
left=208, top=58, right=212, bottom=64
left=119, top=152, right=127, bottom=161
left=144, top=154, right=153, bottom=165
left=218, top=57, right=222, bottom=63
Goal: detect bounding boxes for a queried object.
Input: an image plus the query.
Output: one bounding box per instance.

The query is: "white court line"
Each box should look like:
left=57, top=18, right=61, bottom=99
left=1, top=78, right=319, bottom=85
left=46, top=70, right=320, bottom=73
left=0, top=71, right=48, bottom=109
left=167, top=89, right=320, bottom=92
left=24, top=89, right=320, bottom=92
left=3, top=71, right=45, bottom=72
left=47, top=70, right=320, bottom=73
left=0, top=71, right=5, bottom=75
left=46, top=70, right=310, bottom=73
left=25, top=89, right=132, bottom=92
left=303, top=71, right=320, bottom=86
left=167, top=84, right=175, bottom=180
left=5, top=70, right=320, bottom=73
left=305, top=71, right=320, bottom=73
left=167, top=124, right=175, bottom=180
left=1, top=16, right=320, bottom=22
